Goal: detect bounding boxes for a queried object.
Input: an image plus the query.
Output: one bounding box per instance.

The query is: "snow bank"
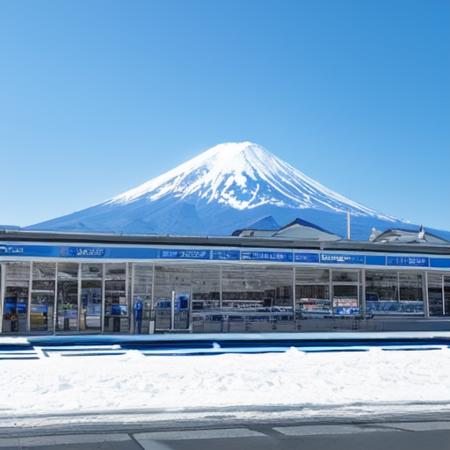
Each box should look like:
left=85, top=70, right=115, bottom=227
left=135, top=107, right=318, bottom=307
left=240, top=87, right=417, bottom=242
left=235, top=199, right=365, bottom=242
left=1, top=348, right=450, bottom=416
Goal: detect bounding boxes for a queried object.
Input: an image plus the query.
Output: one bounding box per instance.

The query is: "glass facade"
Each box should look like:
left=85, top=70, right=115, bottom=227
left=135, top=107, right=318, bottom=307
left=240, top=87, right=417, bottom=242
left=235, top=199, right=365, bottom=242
left=0, top=258, right=449, bottom=334
left=104, top=263, right=128, bottom=333
left=2, top=262, right=29, bottom=333
left=428, top=273, right=445, bottom=316
left=222, top=265, right=292, bottom=309
left=295, top=268, right=331, bottom=317
left=366, top=270, right=424, bottom=315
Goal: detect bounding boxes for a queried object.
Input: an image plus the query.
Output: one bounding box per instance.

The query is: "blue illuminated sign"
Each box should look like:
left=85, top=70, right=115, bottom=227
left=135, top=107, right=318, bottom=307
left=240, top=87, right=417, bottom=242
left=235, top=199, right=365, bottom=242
left=0, top=245, right=59, bottom=257
left=159, top=249, right=211, bottom=260
left=0, top=245, right=25, bottom=255
left=211, top=250, right=240, bottom=260
left=320, top=253, right=365, bottom=265
left=387, top=256, right=429, bottom=267
left=62, top=247, right=106, bottom=258
left=0, top=242, right=448, bottom=270
left=430, top=258, right=450, bottom=268
left=294, top=253, right=320, bottom=263
left=365, top=255, right=386, bottom=266
left=241, top=251, right=293, bottom=262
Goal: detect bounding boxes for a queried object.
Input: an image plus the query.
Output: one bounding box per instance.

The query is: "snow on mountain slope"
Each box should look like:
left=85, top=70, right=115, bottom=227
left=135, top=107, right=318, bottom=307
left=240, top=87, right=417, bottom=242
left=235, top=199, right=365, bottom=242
left=30, top=141, right=448, bottom=239
left=108, top=142, right=394, bottom=220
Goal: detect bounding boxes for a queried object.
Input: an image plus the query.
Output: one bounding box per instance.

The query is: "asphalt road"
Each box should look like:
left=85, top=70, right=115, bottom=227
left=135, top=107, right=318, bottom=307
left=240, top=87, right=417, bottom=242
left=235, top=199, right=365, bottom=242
left=3, top=418, right=450, bottom=449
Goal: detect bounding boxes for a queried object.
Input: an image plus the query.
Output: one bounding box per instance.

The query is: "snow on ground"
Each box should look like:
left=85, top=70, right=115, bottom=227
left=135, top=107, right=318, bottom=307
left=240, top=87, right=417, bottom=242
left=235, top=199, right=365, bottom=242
left=1, top=347, right=450, bottom=418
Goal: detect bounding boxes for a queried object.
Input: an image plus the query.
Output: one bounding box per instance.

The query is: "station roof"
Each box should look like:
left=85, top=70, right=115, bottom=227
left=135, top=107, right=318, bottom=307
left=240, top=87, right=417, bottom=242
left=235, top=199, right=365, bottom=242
left=1, top=229, right=450, bottom=256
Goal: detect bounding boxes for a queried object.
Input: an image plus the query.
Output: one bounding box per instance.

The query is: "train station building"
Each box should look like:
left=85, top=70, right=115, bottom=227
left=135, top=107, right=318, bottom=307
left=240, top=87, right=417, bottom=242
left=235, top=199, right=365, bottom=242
left=1, top=229, right=450, bottom=335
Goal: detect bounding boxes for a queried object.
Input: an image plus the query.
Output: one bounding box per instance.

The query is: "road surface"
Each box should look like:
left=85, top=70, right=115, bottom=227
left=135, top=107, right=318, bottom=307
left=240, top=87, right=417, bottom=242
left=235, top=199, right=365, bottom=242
left=3, top=416, right=450, bottom=449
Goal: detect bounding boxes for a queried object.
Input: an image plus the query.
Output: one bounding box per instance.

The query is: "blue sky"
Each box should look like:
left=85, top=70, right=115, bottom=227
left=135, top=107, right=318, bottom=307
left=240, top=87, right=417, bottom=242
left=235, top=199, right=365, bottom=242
left=1, top=0, right=449, bottom=230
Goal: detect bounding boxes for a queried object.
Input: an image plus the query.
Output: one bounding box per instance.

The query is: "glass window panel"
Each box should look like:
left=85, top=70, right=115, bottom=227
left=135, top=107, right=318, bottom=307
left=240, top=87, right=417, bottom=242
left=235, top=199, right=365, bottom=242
left=104, top=277, right=128, bottom=333
left=133, top=264, right=153, bottom=295
left=296, top=285, right=331, bottom=317
left=333, top=285, right=359, bottom=314
left=81, top=263, right=103, bottom=279
left=6, top=262, right=30, bottom=280
left=366, top=270, right=399, bottom=315
left=2, top=283, right=28, bottom=333
left=132, top=264, right=153, bottom=334
left=399, top=272, right=423, bottom=301
left=295, top=268, right=329, bottom=284
left=366, top=271, right=398, bottom=301
left=222, top=265, right=293, bottom=309
left=104, top=263, right=128, bottom=332
left=32, top=280, right=55, bottom=292
left=428, top=273, right=443, bottom=316
left=366, top=271, right=423, bottom=315
left=30, top=290, right=54, bottom=332
left=153, top=265, right=192, bottom=330
left=56, top=280, right=78, bottom=332
left=32, top=263, right=56, bottom=280
left=105, top=263, right=126, bottom=279
left=332, top=270, right=359, bottom=283
left=191, top=265, right=220, bottom=310
left=57, top=263, right=79, bottom=279
left=398, top=272, right=424, bottom=315
left=444, top=276, right=450, bottom=317
left=80, top=280, right=102, bottom=332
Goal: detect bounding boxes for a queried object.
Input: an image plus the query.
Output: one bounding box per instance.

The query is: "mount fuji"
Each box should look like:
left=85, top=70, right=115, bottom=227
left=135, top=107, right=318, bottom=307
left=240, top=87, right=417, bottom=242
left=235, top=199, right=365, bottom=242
left=29, top=142, right=449, bottom=240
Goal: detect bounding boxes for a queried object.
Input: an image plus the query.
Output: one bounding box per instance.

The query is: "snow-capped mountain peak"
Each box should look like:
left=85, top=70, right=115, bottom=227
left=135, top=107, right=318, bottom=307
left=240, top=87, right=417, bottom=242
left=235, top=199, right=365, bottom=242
left=108, top=141, right=393, bottom=220
left=30, top=141, right=450, bottom=240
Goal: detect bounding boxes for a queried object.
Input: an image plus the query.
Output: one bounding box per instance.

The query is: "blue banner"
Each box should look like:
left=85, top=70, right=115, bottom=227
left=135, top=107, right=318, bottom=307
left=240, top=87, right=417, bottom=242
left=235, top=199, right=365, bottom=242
left=320, top=253, right=365, bottom=265
left=211, top=250, right=240, bottom=260
left=0, top=244, right=60, bottom=258
left=430, top=258, right=450, bottom=268
left=365, top=255, right=386, bottom=266
left=241, top=251, right=293, bottom=262
left=159, top=249, right=211, bottom=260
left=294, top=253, right=320, bottom=263
left=387, top=256, right=429, bottom=267
left=0, top=242, right=448, bottom=269
left=61, top=247, right=107, bottom=258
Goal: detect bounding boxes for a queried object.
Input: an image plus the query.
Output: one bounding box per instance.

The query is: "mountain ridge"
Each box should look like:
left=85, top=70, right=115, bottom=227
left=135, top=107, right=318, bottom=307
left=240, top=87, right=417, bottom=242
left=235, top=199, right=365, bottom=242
left=28, top=142, right=450, bottom=240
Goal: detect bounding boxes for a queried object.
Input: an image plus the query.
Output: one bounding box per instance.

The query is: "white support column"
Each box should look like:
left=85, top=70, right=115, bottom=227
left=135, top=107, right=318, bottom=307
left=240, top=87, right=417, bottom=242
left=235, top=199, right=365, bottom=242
left=130, top=263, right=135, bottom=334
left=329, top=269, right=334, bottom=317
left=77, top=263, right=81, bottom=332
left=27, top=261, right=33, bottom=332
left=443, top=274, right=446, bottom=316
left=292, top=266, right=296, bottom=316
left=361, top=269, right=366, bottom=319
left=171, top=290, right=175, bottom=331
left=151, top=264, right=155, bottom=309
left=53, top=263, right=58, bottom=334
left=125, top=262, right=130, bottom=333
left=219, top=265, right=223, bottom=308
left=150, top=264, right=156, bottom=334
left=423, top=271, right=430, bottom=318
left=0, top=263, right=5, bottom=334
left=101, top=264, right=105, bottom=334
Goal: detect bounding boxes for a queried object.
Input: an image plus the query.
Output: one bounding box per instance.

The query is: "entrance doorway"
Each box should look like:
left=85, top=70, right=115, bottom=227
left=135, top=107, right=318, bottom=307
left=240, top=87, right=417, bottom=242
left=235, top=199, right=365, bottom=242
left=80, top=280, right=102, bottom=332
left=154, top=266, right=192, bottom=331
left=155, top=290, right=190, bottom=331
